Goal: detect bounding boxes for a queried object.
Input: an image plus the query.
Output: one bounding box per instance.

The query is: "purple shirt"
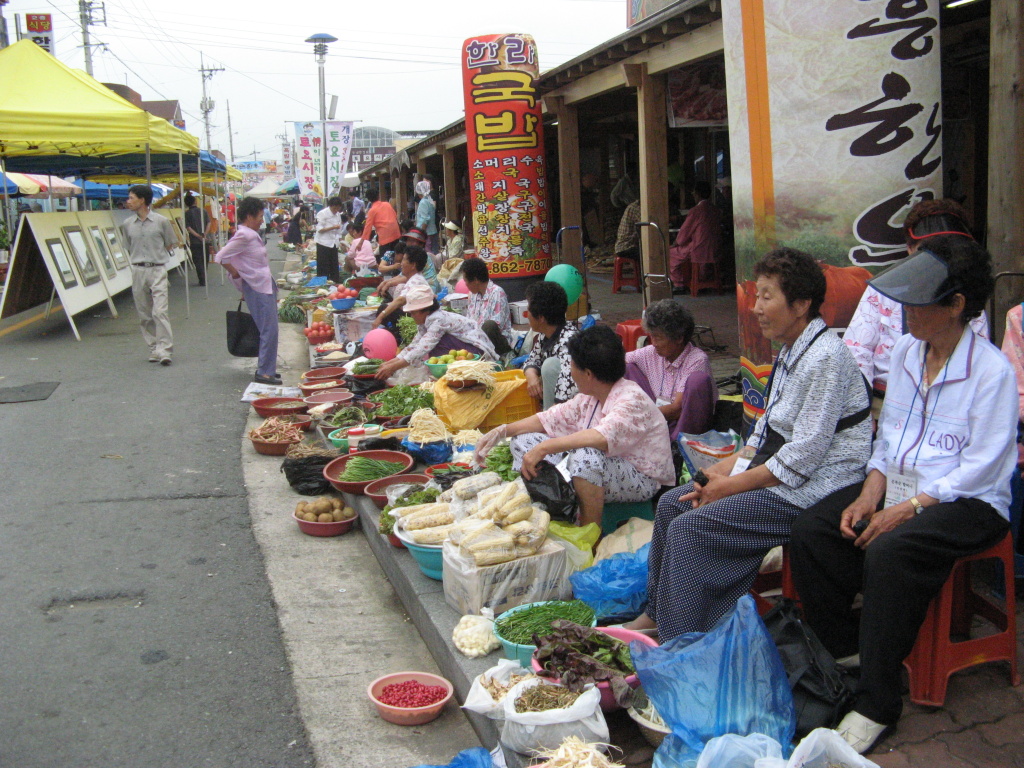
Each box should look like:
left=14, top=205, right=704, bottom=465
left=215, top=224, right=275, bottom=294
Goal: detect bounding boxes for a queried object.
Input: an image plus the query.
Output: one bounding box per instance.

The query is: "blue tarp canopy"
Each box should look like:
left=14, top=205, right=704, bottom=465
left=2, top=149, right=233, bottom=180
left=71, top=179, right=133, bottom=200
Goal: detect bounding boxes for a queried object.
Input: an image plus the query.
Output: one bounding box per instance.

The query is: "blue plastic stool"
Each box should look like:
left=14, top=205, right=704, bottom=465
left=601, top=500, right=655, bottom=536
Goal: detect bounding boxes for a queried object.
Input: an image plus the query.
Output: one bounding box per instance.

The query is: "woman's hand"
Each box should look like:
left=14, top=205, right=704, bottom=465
left=371, top=316, right=382, bottom=329
left=681, top=472, right=735, bottom=508
left=839, top=496, right=877, bottom=540
left=525, top=368, right=543, bottom=400
left=374, top=358, right=403, bottom=381
left=520, top=442, right=550, bottom=481
left=473, top=425, right=507, bottom=465
left=855, top=503, right=915, bottom=548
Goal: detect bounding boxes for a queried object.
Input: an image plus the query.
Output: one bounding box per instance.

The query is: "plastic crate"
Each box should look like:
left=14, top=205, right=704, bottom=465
left=480, top=369, right=540, bottom=431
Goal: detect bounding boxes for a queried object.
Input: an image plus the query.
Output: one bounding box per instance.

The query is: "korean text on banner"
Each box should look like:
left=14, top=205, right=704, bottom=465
left=462, top=34, right=551, bottom=278
left=293, top=121, right=353, bottom=199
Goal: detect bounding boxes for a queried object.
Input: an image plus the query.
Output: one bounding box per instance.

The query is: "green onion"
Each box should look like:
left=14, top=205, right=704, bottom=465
left=495, top=600, right=596, bottom=646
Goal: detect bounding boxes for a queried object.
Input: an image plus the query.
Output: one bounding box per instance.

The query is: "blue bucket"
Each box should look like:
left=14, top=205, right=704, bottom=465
left=405, top=541, right=443, bottom=581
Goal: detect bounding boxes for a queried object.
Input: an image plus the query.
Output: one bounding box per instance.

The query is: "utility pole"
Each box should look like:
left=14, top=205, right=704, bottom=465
left=198, top=52, right=224, bottom=152
left=78, top=0, right=105, bottom=75
left=226, top=100, right=235, bottom=164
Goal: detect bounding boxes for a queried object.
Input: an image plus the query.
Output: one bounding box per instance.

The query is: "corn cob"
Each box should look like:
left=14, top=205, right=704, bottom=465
left=410, top=525, right=454, bottom=544
left=452, top=472, right=502, bottom=500
left=404, top=509, right=455, bottom=531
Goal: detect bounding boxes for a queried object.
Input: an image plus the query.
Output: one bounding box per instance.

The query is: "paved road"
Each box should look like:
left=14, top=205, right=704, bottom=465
left=0, top=258, right=316, bottom=767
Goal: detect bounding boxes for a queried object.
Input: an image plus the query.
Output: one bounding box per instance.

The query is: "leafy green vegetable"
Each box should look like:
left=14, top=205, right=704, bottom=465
left=328, top=405, right=370, bottom=430
left=368, top=385, right=434, bottom=417
left=495, top=600, right=595, bottom=645
left=533, top=620, right=637, bottom=706
left=337, top=457, right=406, bottom=482
left=484, top=443, right=518, bottom=482
left=397, top=316, right=418, bottom=346
left=352, top=358, right=384, bottom=374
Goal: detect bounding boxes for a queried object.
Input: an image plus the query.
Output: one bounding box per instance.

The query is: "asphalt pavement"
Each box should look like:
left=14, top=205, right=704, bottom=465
left=0, top=238, right=478, bottom=767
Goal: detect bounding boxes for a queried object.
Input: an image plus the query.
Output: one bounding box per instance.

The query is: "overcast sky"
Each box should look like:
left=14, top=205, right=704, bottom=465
left=5, top=0, right=628, bottom=166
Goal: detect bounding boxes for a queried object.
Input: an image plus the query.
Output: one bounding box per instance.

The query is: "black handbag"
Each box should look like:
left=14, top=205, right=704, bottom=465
left=762, top=599, right=857, bottom=737
left=226, top=299, right=260, bottom=357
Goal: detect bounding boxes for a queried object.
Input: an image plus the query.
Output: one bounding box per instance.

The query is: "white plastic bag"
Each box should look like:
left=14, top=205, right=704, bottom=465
left=696, top=733, right=783, bottom=768
left=786, top=728, right=880, bottom=768
left=499, top=678, right=608, bottom=756
left=452, top=608, right=501, bottom=658
left=462, top=658, right=534, bottom=720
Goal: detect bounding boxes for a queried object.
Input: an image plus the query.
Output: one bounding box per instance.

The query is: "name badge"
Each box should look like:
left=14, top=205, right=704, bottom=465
left=554, top=455, right=572, bottom=483
left=655, top=397, right=671, bottom=407
left=885, top=464, right=918, bottom=508
left=729, top=446, right=757, bottom=477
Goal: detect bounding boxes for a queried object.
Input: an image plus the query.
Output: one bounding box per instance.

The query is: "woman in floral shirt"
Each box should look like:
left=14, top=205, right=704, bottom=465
left=523, top=281, right=578, bottom=408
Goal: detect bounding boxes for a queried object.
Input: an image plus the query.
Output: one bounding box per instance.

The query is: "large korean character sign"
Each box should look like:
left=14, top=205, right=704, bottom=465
left=462, top=34, right=551, bottom=277
left=722, top=0, right=942, bottom=422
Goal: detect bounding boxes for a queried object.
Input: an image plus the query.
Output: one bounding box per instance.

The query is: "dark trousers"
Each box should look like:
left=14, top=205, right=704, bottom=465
left=482, top=320, right=512, bottom=355
left=188, top=242, right=207, bottom=286
left=316, top=244, right=340, bottom=283
left=790, top=483, right=1009, bottom=725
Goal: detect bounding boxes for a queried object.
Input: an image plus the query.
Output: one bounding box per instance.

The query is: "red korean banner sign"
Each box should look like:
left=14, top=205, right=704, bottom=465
left=25, top=13, right=54, bottom=54
left=462, top=33, right=551, bottom=277
left=293, top=121, right=354, bottom=199
left=722, top=0, right=941, bottom=418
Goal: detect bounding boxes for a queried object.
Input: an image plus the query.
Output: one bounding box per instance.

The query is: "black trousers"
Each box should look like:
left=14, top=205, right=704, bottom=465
left=790, top=482, right=1009, bottom=725
left=482, top=320, right=512, bottom=355
left=316, top=244, right=340, bottom=284
left=188, top=242, right=207, bottom=286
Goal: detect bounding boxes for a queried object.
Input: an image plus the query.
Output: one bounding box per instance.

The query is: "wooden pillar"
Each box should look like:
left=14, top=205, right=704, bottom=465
left=396, top=167, right=410, bottom=220
left=376, top=173, right=385, bottom=202
left=627, top=62, right=671, bottom=302
left=416, top=158, right=428, bottom=184
left=987, top=0, right=1024, bottom=342
left=441, top=145, right=459, bottom=229
left=550, top=96, right=583, bottom=269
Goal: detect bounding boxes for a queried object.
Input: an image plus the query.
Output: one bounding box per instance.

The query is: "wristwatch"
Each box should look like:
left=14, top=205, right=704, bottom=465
left=909, top=496, right=923, bottom=514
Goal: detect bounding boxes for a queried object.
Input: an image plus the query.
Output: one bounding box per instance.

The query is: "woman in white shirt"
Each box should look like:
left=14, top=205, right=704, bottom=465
left=790, top=235, right=1016, bottom=755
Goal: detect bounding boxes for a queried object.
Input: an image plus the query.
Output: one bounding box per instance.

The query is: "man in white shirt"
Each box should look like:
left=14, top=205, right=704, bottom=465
left=314, top=196, right=344, bottom=283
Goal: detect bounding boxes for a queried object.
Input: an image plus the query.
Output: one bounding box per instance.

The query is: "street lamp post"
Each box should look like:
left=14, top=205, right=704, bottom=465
left=304, top=33, right=338, bottom=199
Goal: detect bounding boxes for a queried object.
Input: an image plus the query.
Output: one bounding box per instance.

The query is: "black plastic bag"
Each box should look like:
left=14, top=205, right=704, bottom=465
left=762, top=598, right=857, bottom=737
left=346, top=375, right=387, bottom=397
left=523, top=462, right=578, bottom=523
left=280, top=454, right=337, bottom=495
left=226, top=300, right=260, bottom=357
left=358, top=436, right=404, bottom=453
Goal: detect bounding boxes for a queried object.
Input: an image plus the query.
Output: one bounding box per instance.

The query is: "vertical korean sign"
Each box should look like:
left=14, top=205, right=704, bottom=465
left=25, top=14, right=54, bottom=54
left=462, top=34, right=551, bottom=277
left=722, top=0, right=941, bottom=420
left=293, top=121, right=353, bottom=199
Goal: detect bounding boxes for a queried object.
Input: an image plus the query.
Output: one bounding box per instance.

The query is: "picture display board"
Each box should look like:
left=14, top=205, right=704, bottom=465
left=77, top=211, right=132, bottom=296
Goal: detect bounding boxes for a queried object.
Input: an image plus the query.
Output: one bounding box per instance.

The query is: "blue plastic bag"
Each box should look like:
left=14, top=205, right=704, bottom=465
left=632, top=595, right=795, bottom=768
left=569, top=543, right=649, bottom=620
left=408, top=746, right=492, bottom=768
left=401, top=435, right=452, bottom=465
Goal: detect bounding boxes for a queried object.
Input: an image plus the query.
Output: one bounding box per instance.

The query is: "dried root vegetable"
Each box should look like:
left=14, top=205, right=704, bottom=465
left=532, top=737, right=623, bottom=768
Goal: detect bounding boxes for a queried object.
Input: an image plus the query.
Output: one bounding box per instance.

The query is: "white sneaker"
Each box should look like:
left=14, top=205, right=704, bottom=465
left=836, top=710, right=889, bottom=754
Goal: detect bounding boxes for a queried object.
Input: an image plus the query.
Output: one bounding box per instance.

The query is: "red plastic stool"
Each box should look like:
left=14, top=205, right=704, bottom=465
left=689, top=259, right=722, bottom=297
left=616, top=319, right=647, bottom=352
left=902, top=532, right=1019, bottom=707
left=612, top=254, right=641, bottom=294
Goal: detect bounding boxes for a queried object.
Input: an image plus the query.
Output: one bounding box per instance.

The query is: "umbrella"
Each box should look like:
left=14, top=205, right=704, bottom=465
left=20, top=173, right=83, bottom=198
left=275, top=178, right=299, bottom=195
left=0, top=172, right=41, bottom=195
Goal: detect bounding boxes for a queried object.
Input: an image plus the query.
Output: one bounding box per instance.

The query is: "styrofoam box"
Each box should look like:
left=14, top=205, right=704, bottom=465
left=442, top=539, right=571, bottom=616
left=509, top=300, right=529, bottom=325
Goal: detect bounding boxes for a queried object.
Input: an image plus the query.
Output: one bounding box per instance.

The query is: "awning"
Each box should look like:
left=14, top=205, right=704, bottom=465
left=5, top=172, right=81, bottom=198
left=0, top=172, right=41, bottom=195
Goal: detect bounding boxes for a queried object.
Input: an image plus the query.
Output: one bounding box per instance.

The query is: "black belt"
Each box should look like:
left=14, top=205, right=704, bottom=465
left=131, top=262, right=162, bottom=268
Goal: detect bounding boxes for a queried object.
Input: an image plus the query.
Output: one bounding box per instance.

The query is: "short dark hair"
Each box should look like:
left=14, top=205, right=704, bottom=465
left=921, top=234, right=993, bottom=324
left=327, top=196, right=343, bottom=207
left=693, top=180, right=712, bottom=200
left=642, top=299, right=695, bottom=345
left=129, top=184, right=153, bottom=206
left=903, top=198, right=972, bottom=246
left=525, top=280, right=568, bottom=325
left=237, top=196, right=265, bottom=221
left=349, top=188, right=360, bottom=197
left=347, top=221, right=361, bottom=232
left=752, top=247, right=826, bottom=319
left=568, top=325, right=625, bottom=384
left=461, top=258, right=490, bottom=284
left=184, top=192, right=196, bottom=207
left=365, top=188, right=379, bottom=203
left=399, top=218, right=414, bottom=233
left=404, top=245, right=428, bottom=272
left=392, top=241, right=407, bottom=256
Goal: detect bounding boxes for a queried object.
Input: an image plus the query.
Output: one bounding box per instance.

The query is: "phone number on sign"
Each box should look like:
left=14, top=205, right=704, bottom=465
left=487, top=259, right=550, bottom=276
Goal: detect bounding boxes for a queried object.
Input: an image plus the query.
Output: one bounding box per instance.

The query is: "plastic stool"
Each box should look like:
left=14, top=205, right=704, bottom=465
left=689, top=259, right=722, bottom=297
left=615, top=319, right=647, bottom=353
left=902, top=532, right=1019, bottom=707
left=612, top=254, right=641, bottom=294
left=601, top=500, right=654, bottom=536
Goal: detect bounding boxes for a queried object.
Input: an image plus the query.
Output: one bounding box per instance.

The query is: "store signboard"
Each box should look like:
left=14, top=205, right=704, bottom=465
left=24, top=13, right=54, bottom=54
left=293, top=121, right=354, bottom=199
left=722, top=0, right=942, bottom=417
left=350, top=146, right=396, bottom=171
left=461, top=33, right=551, bottom=277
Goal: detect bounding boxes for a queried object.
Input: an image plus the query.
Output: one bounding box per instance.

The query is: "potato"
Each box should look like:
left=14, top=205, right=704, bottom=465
left=317, top=513, right=334, bottom=523
left=330, top=497, right=343, bottom=510
left=331, top=509, right=346, bottom=522
left=296, top=502, right=308, bottom=515
left=302, top=512, right=318, bottom=522
left=312, top=499, right=332, bottom=515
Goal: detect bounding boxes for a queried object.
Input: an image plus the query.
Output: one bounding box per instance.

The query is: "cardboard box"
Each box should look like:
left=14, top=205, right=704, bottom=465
left=442, top=539, right=571, bottom=616
left=509, top=300, right=529, bottom=325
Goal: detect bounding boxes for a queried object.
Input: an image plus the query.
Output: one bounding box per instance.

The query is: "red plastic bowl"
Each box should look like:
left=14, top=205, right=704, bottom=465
left=423, top=462, right=472, bottom=478
left=276, top=414, right=314, bottom=431
left=250, top=435, right=302, bottom=456
left=301, top=366, right=348, bottom=381
left=293, top=511, right=356, bottom=537
left=367, top=671, right=453, bottom=726
left=251, top=397, right=308, bottom=418
left=364, top=473, right=430, bottom=510
left=531, top=626, right=658, bottom=712
left=304, top=391, right=355, bottom=407
left=299, top=380, right=347, bottom=396
left=323, top=450, right=415, bottom=494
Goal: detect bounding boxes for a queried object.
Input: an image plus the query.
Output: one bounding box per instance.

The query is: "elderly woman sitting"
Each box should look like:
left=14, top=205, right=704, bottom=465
left=627, top=248, right=872, bottom=641
left=790, top=236, right=1016, bottom=755
left=374, top=283, right=497, bottom=380
left=475, top=325, right=675, bottom=528
left=625, top=299, right=717, bottom=438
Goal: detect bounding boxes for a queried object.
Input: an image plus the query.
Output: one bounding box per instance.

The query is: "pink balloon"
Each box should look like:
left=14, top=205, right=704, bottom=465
left=362, top=328, right=398, bottom=361
left=455, top=279, right=469, bottom=295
